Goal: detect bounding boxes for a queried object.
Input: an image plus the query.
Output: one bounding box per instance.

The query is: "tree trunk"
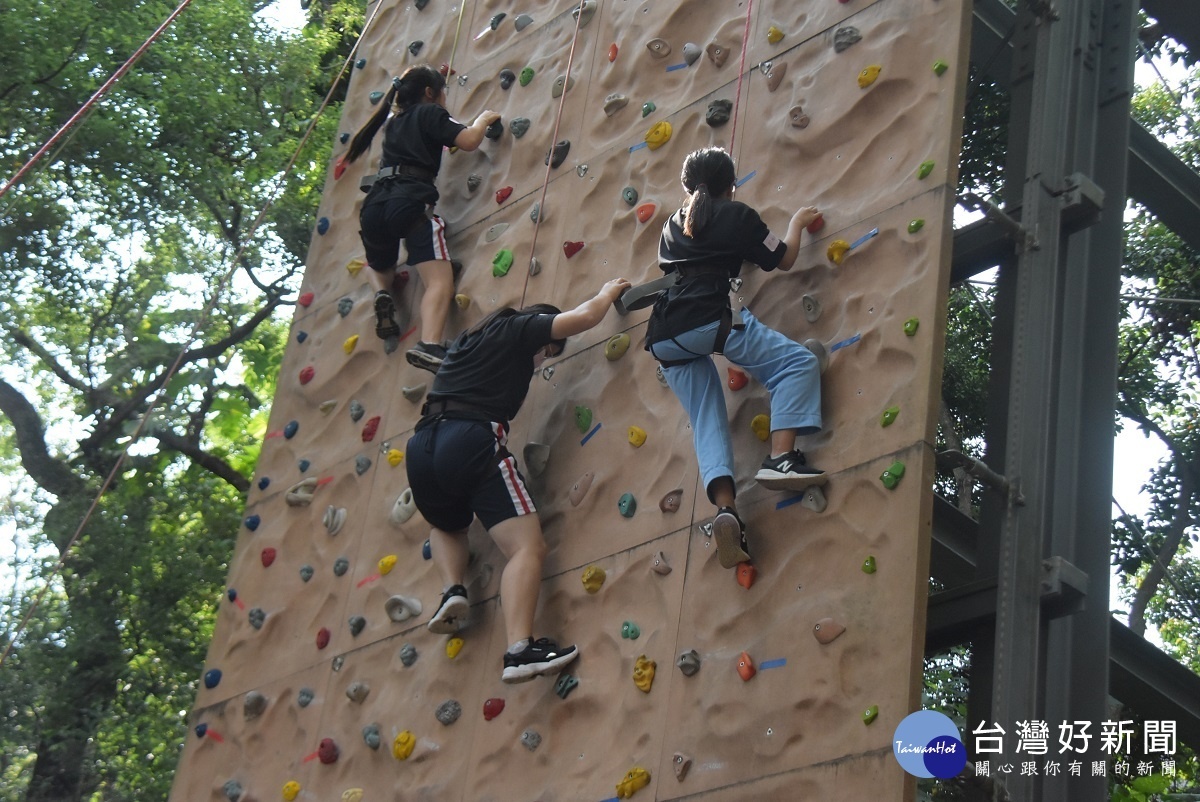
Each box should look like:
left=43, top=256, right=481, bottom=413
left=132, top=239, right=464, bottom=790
left=1127, top=460, right=1195, bottom=636
left=939, top=399, right=975, bottom=514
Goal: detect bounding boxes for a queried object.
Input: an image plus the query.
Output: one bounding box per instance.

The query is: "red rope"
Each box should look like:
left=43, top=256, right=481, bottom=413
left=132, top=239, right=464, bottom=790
left=728, top=0, right=756, bottom=157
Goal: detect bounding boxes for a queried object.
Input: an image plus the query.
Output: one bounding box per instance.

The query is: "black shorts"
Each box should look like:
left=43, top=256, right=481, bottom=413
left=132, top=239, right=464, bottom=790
left=405, top=418, right=536, bottom=532
left=359, top=192, right=450, bottom=270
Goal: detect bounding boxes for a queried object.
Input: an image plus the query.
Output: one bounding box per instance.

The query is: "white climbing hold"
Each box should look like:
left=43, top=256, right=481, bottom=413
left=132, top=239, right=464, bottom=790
left=390, top=488, right=418, bottom=526
left=385, top=595, right=424, bottom=623
left=324, top=505, right=346, bottom=535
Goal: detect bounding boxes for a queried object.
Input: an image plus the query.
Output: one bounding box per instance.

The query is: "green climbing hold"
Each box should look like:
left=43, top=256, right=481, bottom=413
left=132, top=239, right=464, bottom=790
left=880, top=460, right=906, bottom=489
left=574, top=405, right=593, bottom=433
left=933, top=60, right=949, bottom=76
left=917, top=160, right=935, bottom=179
left=519, top=66, right=535, bottom=87
left=903, top=317, right=920, bottom=336
left=641, top=101, right=656, bottom=118
left=862, top=705, right=879, bottom=725
left=621, top=620, right=640, bottom=639
left=880, top=406, right=899, bottom=427
left=492, top=249, right=514, bottom=277
left=554, top=673, right=579, bottom=699
left=618, top=492, right=637, bottom=518
left=862, top=555, right=877, bottom=574
left=622, top=186, right=638, bottom=206
left=907, top=218, right=925, bottom=234
left=369, top=91, right=385, bottom=105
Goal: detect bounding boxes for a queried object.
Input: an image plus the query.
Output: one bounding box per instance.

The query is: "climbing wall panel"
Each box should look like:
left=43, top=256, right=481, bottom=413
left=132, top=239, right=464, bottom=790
left=172, top=0, right=969, bottom=798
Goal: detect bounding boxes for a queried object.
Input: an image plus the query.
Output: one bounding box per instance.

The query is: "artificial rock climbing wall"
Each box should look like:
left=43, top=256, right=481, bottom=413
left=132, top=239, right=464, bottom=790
left=172, top=0, right=970, bottom=798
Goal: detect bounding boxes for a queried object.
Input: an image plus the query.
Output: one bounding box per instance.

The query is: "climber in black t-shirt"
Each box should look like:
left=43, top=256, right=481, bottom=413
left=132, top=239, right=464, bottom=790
left=406, top=277, right=630, bottom=684
left=342, top=64, right=501, bottom=372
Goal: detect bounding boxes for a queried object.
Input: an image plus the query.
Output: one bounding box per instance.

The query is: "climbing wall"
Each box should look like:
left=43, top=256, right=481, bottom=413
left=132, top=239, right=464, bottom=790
left=172, top=0, right=970, bottom=798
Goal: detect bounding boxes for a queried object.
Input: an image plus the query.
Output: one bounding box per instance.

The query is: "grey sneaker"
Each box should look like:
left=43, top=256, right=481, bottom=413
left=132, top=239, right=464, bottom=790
left=406, top=341, right=448, bottom=373
left=754, top=450, right=827, bottom=491
left=713, top=506, right=750, bottom=568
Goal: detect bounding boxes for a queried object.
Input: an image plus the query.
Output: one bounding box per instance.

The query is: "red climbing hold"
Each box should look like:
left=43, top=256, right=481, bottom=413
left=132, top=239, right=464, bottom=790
left=333, top=157, right=347, bottom=180
left=806, top=213, right=825, bottom=234
left=736, top=561, right=757, bottom=589
left=563, top=241, right=584, bottom=258
left=483, top=697, right=505, bottom=720
left=299, top=366, right=315, bottom=385
left=317, top=737, right=339, bottom=764
left=316, top=627, right=331, bottom=649
left=608, top=43, right=619, bottom=62
left=298, top=292, right=315, bottom=307
left=438, top=63, right=457, bottom=77
left=362, top=415, right=381, bottom=442
left=727, top=368, right=748, bottom=391
left=261, top=547, right=276, bottom=568
left=392, top=270, right=410, bottom=294
left=495, top=186, right=513, bottom=204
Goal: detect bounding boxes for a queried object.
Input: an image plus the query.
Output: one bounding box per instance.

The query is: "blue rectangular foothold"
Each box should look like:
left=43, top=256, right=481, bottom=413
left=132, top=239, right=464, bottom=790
left=849, top=227, right=879, bottom=249
left=666, top=62, right=687, bottom=71
left=735, top=170, right=757, bottom=187
left=760, top=658, right=787, bottom=670
left=580, top=422, right=602, bottom=445
left=830, top=332, right=862, bottom=352
left=628, top=141, right=649, bottom=153
left=775, top=494, right=806, bottom=510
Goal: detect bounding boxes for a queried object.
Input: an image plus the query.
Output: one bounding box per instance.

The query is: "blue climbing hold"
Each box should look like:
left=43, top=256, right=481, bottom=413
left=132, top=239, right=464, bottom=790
left=226, top=588, right=237, bottom=602
left=339, top=132, right=350, bottom=144
left=369, top=90, right=385, bottom=105
left=257, top=477, right=270, bottom=490
left=244, top=514, right=260, bottom=531
left=422, top=539, right=432, bottom=560
left=296, top=331, right=307, bottom=343
left=203, top=668, right=222, bottom=689
left=284, top=420, right=299, bottom=439
left=298, top=459, right=311, bottom=472
left=317, top=217, right=330, bottom=235
left=194, top=723, right=208, bottom=738
left=355, top=57, right=367, bottom=69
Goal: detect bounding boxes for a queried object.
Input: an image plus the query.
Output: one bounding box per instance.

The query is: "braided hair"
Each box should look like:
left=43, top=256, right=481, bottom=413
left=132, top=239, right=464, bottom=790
left=680, top=147, right=737, bottom=237
left=344, top=65, right=447, bottom=163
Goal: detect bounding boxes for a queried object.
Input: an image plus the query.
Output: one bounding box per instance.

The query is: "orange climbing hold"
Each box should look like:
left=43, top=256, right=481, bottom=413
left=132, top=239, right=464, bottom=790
left=608, top=43, right=619, bottom=62
left=727, top=367, right=748, bottom=391
left=635, top=202, right=657, bottom=223
left=736, top=561, right=757, bottom=589
left=736, top=651, right=756, bottom=681
left=806, top=213, right=825, bottom=234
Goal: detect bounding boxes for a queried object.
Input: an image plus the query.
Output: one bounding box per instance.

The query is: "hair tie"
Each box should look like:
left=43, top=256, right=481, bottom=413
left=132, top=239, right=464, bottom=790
left=694, top=182, right=708, bottom=195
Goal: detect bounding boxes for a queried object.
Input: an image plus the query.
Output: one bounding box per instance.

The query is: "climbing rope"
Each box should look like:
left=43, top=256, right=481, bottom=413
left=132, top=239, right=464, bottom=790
left=523, top=0, right=590, bottom=302
left=443, top=0, right=469, bottom=84
left=0, top=0, right=196, bottom=203
left=726, top=0, right=756, bottom=158
left=0, top=2, right=388, bottom=669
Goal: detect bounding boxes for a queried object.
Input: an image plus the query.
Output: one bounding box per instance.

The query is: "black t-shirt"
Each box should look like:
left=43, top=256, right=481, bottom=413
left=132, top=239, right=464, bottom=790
left=646, top=198, right=787, bottom=344
left=372, top=103, right=466, bottom=205
left=427, top=311, right=557, bottom=423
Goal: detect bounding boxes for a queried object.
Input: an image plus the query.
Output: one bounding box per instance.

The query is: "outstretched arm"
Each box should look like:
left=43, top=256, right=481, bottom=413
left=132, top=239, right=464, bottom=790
left=775, top=205, right=820, bottom=272
left=454, top=110, right=502, bottom=151
left=551, top=279, right=632, bottom=339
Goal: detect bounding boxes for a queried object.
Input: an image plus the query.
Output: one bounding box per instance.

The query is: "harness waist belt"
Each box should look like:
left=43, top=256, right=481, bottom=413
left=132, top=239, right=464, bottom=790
left=419, top=398, right=501, bottom=423
left=360, top=163, right=437, bottom=192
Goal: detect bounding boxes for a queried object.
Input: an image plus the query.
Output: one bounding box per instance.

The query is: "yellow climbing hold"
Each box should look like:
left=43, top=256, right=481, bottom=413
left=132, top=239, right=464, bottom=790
left=751, top=413, right=771, bottom=442
left=392, top=730, right=416, bottom=760
left=858, top=64, right=882, bottom=88
left=346, top=257, right=365, bottom=277
left=633, top=654, right=657, bottom=692
left=644, top=121, right=672, bottom=151
left=616, top=767, right=652, bottom=798
left=628, top=426, right=647, bottom=448
left=282, top=781, right=301, bottom=801
left=341, top=791, right=364, bottom=802
left=343, top=334, right=359, bottom=354
left=387, top=449, right=405, bottom=466
left=378, top=554, right=397, bottom=575
left=767, top=25, right=784, bottom=45
left=582, top=565, right=607, bottom=594
left=446, top=637, right=464, bottom=658
left=455, top=293, right=471, bottom=310
left=827, top=239, right=850, bottom=265
left=605, top=332, right=631, bottom=361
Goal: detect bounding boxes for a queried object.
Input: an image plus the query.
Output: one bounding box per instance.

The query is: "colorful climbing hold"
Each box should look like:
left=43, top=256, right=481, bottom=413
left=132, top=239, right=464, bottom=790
left=316, top=627, right=331, bottom=649
left=880, top=460, right=905, bottom=489
left=737, top=651, right=757, bottom=681
left=751, top=413, right=771, bottom=442
left=659, top=489, right=682, bottom=514
left=422, top=540, right=431, bottom=559
left=767, top=25, right=784, bottom=44
left=627, top=426, right=647, bottom=448
left=574, top=405, right=593, bottom=432
left=402, top=384, right=426, bottom=403
left=362, top=724, right=381, bottom=750
left=618, top=492, right=637, bottom=517
left=633, top=655, right=656, bottom=692
left=908, top=218, right=925, bottom=234
left=385, top=595, right=423, bottom=623
left=706, top=98, right=733, bottom=127
left=858, top=64, right=882, bottom=88
left=408, top=40, right=423, bottom=56
left=827, top=239, right=850, bottom=265
left=387, top=448, right=404, bottom=466
left=392, top=731, right=416, bottom=760
left=248, top=607, right=265, bottom=629
left=933, top=59, right=949, bottom=76
left=446, top=637, right=464, bottom=659
left=651, top=550, right=672, bottom=575
left=802, top=485, right=828, bottom=513
left=492, top=249, right=514, bottom=277
left=582, top=565, right=606, bottom=593
left=813, top=617, right=847, bottom=644
left=362, top=415, right=380, bottom=442
left=499, top=69, right=516, bottom=90
left=904, top=317, right=920, bottom=336
left=495, top=186, right=513, bottom=204
left=343, top=334, right=359, bottom=354
left=244, top=514, right=260, bottom=531
left=317, top=217, right=330, bottom=235
left=368, top=90, right=384, bottom=105
left=621, top=620, right=641, bottom=639
left=483, top=697, right=505, bottom=720
left=603, top=93, right=629, bottom=117
left=554, top=673, right=579, bottom=699
left=646, top=38, right=671, bottom=58
left=764, top=61, right=787, bottom=92
left=337, top=297, right=353, bottom=318
left=880, top=406, right=900, bottom=427
left=378, top=554, right=397, bottom=575
left=261, top=547, right=277, bottom=567
left=298, top=366, right=314, bottom=385
left=608, top=43, right=619, bottom=62
left=706, top=42, right=728, bottom=67
left=297, top=687, right=314, bottom=706
left=635, top=201, right=657, bottom=223
left=484, top=119, right=503, bottom=140
left=282, top=781, right=301, bottom=801
left=204, top=668, right=222, bottom=689
left=862, top=555, right=877, bottom=574
left=453, top=293, right=471, bottom=311
left=390, top=488, right=417, bottom=526
left=563, top=240, right=584, bottom=258
left=644, top=121, right=672, bottom=150
left=676, top=649, right=700, bottom=676
left=790, top=105, right=812, bottom=128
left=736, top=561, right=757, bottom=589
left=519, top=66, right=534, bottom=86
left=283, top=420, right=299, bottom=438
left=317, top=737, right=339, bottom=764
left=616, top=767, right=651, bottom=798
left=641, top=101, right=656, bottom=118
left=299, top=564, right=314, bottom=582
left=622, top=186, right=639, bottom=206
left=917, top=159, right=935, bottom=179
left=674, top=753, right=693, bottom=780
left=862, top=705, right=879, bottom=725
left=727, top=367, right=748, bottom=391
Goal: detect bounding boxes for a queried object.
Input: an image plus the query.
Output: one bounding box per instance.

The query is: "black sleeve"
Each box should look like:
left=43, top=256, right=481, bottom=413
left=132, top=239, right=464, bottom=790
left=516, top=313, right=557, bottom=350
left=426, top=105, right=468, bottom=148
left=736, top=203, right=788, bottom=271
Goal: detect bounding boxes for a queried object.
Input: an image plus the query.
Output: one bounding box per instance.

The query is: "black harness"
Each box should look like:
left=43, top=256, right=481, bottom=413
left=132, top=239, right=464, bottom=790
left=648, top=267, right=744, bottom=368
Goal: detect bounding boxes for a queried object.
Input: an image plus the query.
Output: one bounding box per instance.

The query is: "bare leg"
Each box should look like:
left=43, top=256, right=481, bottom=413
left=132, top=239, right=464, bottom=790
left=708, top=475, right=737, bottom=512
left=413, top=259, right=454, bottom=344
left=429, top=525, right=470, bottom=588
left=486, top=513, right=548, bottom=645
left=367, top=265, right=396, bottom=295
left=769, top=429, right=798, bottom=458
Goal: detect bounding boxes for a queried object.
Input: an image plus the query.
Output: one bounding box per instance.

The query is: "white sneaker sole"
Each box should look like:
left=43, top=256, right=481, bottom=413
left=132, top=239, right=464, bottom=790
left=427, top=595, right=469, bottom=634
left=501, top=647, right=579, bottom=684
left=405, top=349, right=444, bottom=373
left=713, top=512, right=750, bottom=569
left=754, top=469, right=828, bottom=491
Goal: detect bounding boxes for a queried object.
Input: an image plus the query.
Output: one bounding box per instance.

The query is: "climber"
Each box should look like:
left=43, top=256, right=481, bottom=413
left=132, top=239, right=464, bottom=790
left=407, top=277, right=631, bottom=683
left=644, top=146, right=827, bottom=569
left=342, top=64, right=501, bottom=372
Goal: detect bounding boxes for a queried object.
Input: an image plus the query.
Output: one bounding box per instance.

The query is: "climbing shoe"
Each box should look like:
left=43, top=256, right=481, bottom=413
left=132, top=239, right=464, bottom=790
left=405, top=341, right=448, bottom=373
left=754, top=450, right=827, bottom=491
left=501, top=637, right=579, bottom=684
left=427, top=584, right=469, bottom=634
left=374, top=291, right=401, bottom=340
left=713, top=506, right=751, bottom=569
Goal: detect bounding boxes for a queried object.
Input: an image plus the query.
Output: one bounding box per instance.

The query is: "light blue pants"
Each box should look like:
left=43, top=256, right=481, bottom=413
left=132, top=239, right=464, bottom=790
left=650, top=308, right=822, bottom=500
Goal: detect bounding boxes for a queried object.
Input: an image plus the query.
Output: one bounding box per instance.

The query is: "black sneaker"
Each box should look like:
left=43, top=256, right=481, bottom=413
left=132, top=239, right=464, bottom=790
left=713, top=506, right=751, bottom=569
left=374, top=291, right=401, bottom=340
left=450, top=258, right=464, bottom=283
left=427, top=585, right=469, bottom=634
left=406, top=341, right=448, bottom=373
left=754, top=450, right=828, bottom=491
left=501, top=637, right=579, bottom=684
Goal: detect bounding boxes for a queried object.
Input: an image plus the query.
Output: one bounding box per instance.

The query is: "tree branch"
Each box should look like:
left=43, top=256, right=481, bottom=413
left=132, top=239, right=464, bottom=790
left=148, top=429, right=249, bottom=493
left=0, top=378, right=87, bottom=499
left=8, top=329, right=92, bottom=395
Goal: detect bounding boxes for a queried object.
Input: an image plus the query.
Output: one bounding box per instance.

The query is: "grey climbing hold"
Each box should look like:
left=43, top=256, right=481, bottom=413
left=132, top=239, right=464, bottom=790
left=656, top=364, right=668, bottom=386
left=223, top=780, right=243, bottom=802
left=408, top=40, right=423, bottom=57
left=529, top=202, right=541, bottom=223
left=682, top=42, right=701, bottom=65
left=577, top=164, right=588, bottom=177
left=332, top=655, right=344, bottom=671
left=383, top=336, right=399, bottom=355
left=369, top=90, right=384, bottom=105
left=523, top=442, right=551, bottom=477
left=545, top=139, right=570, bottom=168
left=385, top=594, right=423, bottom=622
left=485, top=223, right=509, bottom=242
left=603, top=93, right=629, bottom=116
left=243, top=690, right=267, bottom=719
left=802, top=294, right=821, bottom=323
left=402, top=384, right=426, bottom=403
left=499, top=69, right=516, bottom=90
left=520, top=729, right=542, bottom=751
left=554, top=673, right=579, bottom=698
left=706, top=41, right=729, bottom=67
left=390, top=488, right=417, bottom=526
left=834, top=26, right=861, bottom=53
left=436, top=699, right=462, bottom=725
left=285, top=477, right=319, bottom=507
left=789, top=105, right=811, bottom=128
left=572, top=0, right=596, bottom=27
left=676, top=649, right=701, bottom=676
left=622, top=186, right=639, bottom=206
left=346, top=680, right=370, bottom=704
left=646, top=38, right=671, bottom=59
left=298, top=687, right=314, bottom=707
left=363, top=723, right=382, bottom=749
left=349, top=400, right=365, bottom=422
left=551, top=74, right=575, bottom=99
left=248, top=607, right=265, bottom=629
left=333, top=557, right=350, bottom=576
left=414, top=0, right=429, bottom=9
left=510, top=117, right=530, bottom=138
left=399, top=642, right=418, bottom=666
left=801, top=485, right=828, bottom=513
left=514, top=13, right=534, bottom=31
left=355, top=455, right=371, bottom=474
left=803, top=338, right=829, bottom=374
left=348, top=615, right=366, bottom=636
left=541, top=365, right=554, bottom=380
left=706, top=98, right=732, bottom=127
left=529, top=257, right=542, bottom=276
left=489, top=12, right=505, bottom=30
left=484, top=119, right=503, bottom=139
left=299, top=564, right=314, bottom=582
left=324, top=505, right=346, bottom=536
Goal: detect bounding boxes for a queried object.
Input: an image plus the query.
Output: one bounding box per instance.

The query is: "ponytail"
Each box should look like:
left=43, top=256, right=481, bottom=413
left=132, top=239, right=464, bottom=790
left=679, top=147, right=737, bottom=237
left=344, top=64, right=447, bottom=164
